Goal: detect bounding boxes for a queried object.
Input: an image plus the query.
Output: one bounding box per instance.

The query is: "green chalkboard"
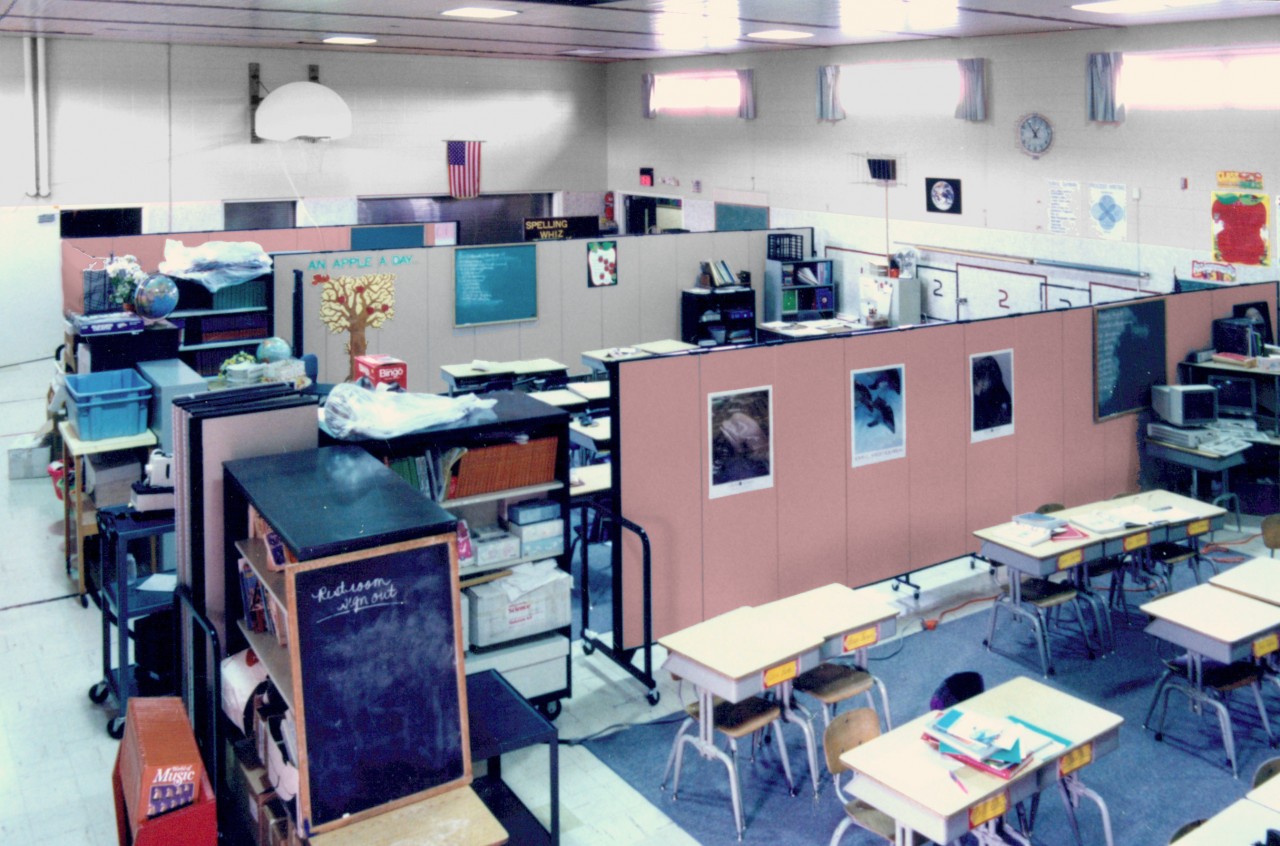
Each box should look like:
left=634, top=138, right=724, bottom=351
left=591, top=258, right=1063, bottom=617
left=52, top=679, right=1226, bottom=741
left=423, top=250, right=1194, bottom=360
left=454, top=244, right=538, bottom=328
left=715, top=203, right=769, bottom=232
left=1093, top=298, right=1167, bottom=421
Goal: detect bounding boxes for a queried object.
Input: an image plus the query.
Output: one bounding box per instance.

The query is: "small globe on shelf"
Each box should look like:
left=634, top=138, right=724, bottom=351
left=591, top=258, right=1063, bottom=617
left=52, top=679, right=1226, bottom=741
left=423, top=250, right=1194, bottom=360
left=132, top=274, right=179, bottom=321
left=256, top=336, right=292, bottom=362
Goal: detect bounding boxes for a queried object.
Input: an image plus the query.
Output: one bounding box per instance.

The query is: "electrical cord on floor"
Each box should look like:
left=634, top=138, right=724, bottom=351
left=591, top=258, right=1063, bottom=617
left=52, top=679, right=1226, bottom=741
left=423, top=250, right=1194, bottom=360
left=919, top=593, right=1000, bottom=633
left=558, top=710, right=688, bottom=746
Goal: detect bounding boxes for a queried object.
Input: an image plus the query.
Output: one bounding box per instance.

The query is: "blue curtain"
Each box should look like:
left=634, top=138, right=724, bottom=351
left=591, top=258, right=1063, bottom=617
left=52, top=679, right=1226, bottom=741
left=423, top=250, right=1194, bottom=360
left=818, top=65, right=845, bottom=121
left=1087, top=52, right=1125, bottom=123
left=955, top=58, right=987, bottom=121
left=642, top=73, right=656, bottom=119
left=737, top=69, right=756, bottom=120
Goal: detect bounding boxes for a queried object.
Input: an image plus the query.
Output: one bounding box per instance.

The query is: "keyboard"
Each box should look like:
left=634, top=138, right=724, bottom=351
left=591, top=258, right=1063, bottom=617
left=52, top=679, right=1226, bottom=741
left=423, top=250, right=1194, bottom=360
left=1198, top=436, right=1251, bottom=457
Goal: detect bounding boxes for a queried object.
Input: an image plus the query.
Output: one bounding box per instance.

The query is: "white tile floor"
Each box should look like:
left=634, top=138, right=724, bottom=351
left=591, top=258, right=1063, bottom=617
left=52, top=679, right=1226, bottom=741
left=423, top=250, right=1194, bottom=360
left=1, top=357, right=1266, bottom=845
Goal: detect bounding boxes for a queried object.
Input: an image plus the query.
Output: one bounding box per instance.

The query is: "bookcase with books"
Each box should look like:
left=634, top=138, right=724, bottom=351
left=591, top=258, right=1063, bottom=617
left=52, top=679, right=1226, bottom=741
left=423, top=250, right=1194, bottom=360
left=171, top=275, right=273, bottom=377
left=763, top=257, right=836, bottom=323
left=322, top=390, right=574, bottom=719
left=222, top=446, right=467, bottom=839
left=681, top=287, right=757, bottom=348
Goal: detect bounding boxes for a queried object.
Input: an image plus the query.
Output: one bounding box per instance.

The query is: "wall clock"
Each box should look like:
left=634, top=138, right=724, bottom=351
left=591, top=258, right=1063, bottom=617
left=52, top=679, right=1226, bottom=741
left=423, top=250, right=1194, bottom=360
left=926, top=178, right=962, bottom=214
left=1017, top=113, right=1053, bottom=158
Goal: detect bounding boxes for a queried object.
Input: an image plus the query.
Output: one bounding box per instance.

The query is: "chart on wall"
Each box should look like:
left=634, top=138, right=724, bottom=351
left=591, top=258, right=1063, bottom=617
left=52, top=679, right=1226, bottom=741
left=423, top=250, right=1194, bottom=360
left=852, top=365, right=905, bottom=467
left=1212, top=191, right=1270, bottom=266
left=970, top=350, right=1014, bottom=443
left=708, top=386, right=773, bottom=499
left=1093, top=298, right=1167, bottom=421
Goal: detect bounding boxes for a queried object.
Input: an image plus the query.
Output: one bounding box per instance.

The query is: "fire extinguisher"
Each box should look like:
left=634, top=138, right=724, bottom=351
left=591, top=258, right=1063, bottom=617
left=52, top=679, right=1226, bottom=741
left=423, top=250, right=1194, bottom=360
left=604, top=191, right=615, bottom=222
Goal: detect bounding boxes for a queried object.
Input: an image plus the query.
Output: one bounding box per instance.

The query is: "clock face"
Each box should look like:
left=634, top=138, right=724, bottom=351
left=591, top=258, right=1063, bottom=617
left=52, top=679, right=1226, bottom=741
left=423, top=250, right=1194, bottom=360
left=1018, top=113, right=1053, bottom=157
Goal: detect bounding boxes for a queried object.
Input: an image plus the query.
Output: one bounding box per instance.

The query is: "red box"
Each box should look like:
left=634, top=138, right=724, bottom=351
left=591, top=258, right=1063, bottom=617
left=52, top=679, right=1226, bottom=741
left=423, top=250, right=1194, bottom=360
left=354, top=354, right=408, bottom=390
left=119, top=697, right=206, bottom=827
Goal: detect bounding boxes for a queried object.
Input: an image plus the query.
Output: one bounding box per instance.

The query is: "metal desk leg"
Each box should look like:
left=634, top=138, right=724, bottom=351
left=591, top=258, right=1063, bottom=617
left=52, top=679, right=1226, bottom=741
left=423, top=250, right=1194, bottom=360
left=1059, top=773, right=1114, bottom=846
left=777, top=680, right=820, bottom=798
left=667, top=687, right=749, bottom=840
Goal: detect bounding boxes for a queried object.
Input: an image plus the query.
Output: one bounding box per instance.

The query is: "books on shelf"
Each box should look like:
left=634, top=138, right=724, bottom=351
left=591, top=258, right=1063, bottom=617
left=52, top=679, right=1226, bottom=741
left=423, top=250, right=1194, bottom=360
left=922, top=708, right=1066, bottom=780
left=1212, top=351, right=1257, bottom=367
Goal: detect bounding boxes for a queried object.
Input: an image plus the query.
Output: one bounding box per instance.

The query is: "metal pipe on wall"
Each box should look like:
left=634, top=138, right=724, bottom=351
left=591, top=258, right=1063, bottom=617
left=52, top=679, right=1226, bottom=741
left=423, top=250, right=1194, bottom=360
left=35, top=37, right=50, bottom=198
left=22, top=37, right=38, bottom=198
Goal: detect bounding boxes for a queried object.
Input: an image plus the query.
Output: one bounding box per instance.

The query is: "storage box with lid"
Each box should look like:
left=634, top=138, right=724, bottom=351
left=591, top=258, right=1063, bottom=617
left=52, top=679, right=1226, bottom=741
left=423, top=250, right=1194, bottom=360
left=466, top=560, right=571, bottom=647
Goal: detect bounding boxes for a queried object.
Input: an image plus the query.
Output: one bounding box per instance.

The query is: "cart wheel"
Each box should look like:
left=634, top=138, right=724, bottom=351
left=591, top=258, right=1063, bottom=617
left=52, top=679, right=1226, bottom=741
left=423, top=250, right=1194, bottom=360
left=538, top=699, right=562, bottom=720
left=108, top=717, right=126, bottom=740
left=582, top=640, right=596, bottom=656
left=891, top=583, right=900, bottom=592
left=79, top=594, right=89, bottom=609
left=89, top=682, right=110, bottom=704
left=646, top=689, right=661, bottom=706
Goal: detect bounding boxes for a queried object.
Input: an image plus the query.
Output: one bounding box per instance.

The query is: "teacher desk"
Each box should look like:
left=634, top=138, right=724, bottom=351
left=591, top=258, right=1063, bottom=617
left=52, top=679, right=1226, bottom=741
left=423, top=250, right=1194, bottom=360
left=842, top=676, right=1121, bottom=846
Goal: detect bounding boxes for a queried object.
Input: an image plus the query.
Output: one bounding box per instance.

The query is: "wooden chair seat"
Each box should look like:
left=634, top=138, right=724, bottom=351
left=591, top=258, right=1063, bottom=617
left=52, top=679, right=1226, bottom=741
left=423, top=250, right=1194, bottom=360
left=1019, top=577, right=1078, bottom=608
left=794, top=663, right=874, bottom=704
left=1147, top=542, right=1196, bottom=566
left=685, top=696, right=781, bottom=739
left=841, top=799, right=896, bottom=841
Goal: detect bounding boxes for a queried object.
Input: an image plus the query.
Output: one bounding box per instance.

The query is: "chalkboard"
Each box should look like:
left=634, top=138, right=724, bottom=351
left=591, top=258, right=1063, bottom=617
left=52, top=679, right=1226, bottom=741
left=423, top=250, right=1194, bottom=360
left=715, top=203, right=769, bottom=232
left=1094, top=298, right=1167, bottom=421
left=454, top=244, right=538, bottom=327
left=292, top=540, right=465, bottom=831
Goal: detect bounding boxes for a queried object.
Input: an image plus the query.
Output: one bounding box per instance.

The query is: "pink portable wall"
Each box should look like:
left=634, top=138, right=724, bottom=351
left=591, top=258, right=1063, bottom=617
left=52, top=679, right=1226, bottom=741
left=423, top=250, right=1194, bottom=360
left=964, top=320, right=1022, bottom=544
left=1013, top=312, right=1067, bottom=512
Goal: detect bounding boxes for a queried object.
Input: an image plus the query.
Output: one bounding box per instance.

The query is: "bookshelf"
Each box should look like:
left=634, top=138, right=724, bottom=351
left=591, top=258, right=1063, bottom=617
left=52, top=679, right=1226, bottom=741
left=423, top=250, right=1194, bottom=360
left=763, top=258, right=836, bottom=323
left=171, top=275, right=273, bottom=377
left=681, top=287, right=757, bottom=348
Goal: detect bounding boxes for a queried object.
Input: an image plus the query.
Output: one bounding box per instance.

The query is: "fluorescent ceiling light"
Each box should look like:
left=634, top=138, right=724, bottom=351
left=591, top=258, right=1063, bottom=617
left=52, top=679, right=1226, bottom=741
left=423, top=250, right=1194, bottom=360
left=560, top=48, right=605, bottom=56
left=323, top=35, right=377, bottom=45
left=442, top=7, right=519, bottom=18
left=1073, top=0, right=1220, bottom=13
left=746, top=29, right=814, bottom=40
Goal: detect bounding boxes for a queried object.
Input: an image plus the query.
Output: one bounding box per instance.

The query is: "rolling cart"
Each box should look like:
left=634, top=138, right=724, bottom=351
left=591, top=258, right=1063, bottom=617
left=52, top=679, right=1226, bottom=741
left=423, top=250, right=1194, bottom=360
left=88, top=505, right=177, bottom=739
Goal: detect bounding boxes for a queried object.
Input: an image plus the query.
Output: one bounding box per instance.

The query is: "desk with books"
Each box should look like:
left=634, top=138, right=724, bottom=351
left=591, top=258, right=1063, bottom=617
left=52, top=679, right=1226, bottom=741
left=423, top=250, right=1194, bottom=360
left=842, top=676, right=1121, bottom=846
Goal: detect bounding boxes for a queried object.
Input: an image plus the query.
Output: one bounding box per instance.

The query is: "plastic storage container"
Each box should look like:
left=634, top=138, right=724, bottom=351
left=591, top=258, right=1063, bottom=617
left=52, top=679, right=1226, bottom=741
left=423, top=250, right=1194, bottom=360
left=66, top=369, right=152, bottom=440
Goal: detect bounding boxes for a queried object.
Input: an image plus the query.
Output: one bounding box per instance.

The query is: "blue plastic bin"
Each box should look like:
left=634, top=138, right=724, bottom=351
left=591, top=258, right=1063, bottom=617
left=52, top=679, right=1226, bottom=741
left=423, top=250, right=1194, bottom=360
left=65, top=369, right=152, bottom=440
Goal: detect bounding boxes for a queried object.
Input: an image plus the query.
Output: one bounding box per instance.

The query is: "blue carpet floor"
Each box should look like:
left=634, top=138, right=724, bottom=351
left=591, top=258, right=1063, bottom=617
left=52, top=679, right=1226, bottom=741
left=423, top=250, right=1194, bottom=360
left=584, top=575, right=1280, bottom=845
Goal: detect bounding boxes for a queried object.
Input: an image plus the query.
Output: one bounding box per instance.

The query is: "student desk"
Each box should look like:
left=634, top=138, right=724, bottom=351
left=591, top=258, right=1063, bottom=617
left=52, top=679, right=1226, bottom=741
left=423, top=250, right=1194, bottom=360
left=441, top=358, right=568, bottom=394
left=1249, top=769, right=1280, bottom=811
left=1169, top=798, right=1280, bottom=846
left=1144, top=437, right=1247, bottom=504
left=569, top=417, right=611, bottom=460
left=307, top=785, right=507, bottom=846
left=1140, top=583, right=1280, bottom=776
left=566, top=379, right=610, bottom=412
left=580, top=340, right=696, bottom=373
left=1210, top=556, right=1280, bottom=605
left=527, top=388, right=588, bottom=413
left=974, top=491, right=1226, bottom=674
left=842, top=676, right=1121, bottom=846
left=659, top=606, right=822, bottom=834
left=568, top=462, right=612, bottom=567
left=58, top=420, right=158, bottom=601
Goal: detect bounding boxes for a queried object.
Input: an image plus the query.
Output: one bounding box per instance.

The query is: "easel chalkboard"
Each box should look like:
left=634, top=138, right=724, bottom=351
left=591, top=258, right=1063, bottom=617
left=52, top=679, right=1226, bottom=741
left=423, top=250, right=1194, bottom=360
left=290, top=538, right=468, bottom=833
left=1094, top=297, right=1167, bottom=421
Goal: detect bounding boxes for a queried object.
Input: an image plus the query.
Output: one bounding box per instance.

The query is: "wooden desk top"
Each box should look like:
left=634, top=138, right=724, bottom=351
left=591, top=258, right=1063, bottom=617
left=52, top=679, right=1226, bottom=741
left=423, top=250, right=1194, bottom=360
left=527, top=389, right=587, bottom=409
left=1172, top=798, right=1280, bottom=846
left=569, top=463, right=611, bottom=497
left=1210, top=557, right=1280, bottom=606
left=58, top=420, right=157, bottom=457
left=843, top=676, right=1121, bottom=823
left=569, top=417, right=611, bottom=445
left=755, top=583, right=898, bottom=641
left=659, top=606, right=823, bottom=682
left=567, top=381, right=610, bottom=401
left=309, top=785, right=507, bottom=846
left=1248, top=772, right=1280, bottom=812
left=1142, top=583, right=1280, bottom=645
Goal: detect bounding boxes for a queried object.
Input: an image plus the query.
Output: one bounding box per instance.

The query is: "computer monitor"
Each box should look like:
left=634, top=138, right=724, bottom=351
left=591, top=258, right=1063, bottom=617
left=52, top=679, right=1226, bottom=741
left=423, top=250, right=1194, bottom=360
left=1151, top=385, right=1218, bottom=427
left=1208, top=375, right=1257, bottom=418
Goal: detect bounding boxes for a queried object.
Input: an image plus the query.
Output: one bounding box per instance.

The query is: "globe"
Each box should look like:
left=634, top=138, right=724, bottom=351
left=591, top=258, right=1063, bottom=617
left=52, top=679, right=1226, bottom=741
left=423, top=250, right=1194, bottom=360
left=256, top=337, right=292, bottom=362
left=132, top=274, right=179, bottom=320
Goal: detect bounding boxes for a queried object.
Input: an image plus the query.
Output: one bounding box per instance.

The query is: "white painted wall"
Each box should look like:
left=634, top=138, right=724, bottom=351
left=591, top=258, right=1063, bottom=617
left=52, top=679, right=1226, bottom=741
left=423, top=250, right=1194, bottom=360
left=604, top=18, right=1280, bottom=287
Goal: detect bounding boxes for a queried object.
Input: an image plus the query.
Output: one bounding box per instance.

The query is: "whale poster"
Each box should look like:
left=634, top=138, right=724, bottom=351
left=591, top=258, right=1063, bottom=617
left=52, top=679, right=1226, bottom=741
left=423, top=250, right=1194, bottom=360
left=852, top=365, right=905, bottom=467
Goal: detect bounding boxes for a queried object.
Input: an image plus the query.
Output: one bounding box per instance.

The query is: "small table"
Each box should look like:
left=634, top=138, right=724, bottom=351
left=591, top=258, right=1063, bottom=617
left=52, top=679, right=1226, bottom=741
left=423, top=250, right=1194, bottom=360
left=467, top=669, right=559, bottom=845
left=1141, top=583, right=1280, bottom=776
left=842, top=676, right=1121, bottom=846
left=1210, top=556, right=1280, bottom=605
left=58, top=420, right=157, bottom=600
left=1169, top=798, right=1280, bottom=846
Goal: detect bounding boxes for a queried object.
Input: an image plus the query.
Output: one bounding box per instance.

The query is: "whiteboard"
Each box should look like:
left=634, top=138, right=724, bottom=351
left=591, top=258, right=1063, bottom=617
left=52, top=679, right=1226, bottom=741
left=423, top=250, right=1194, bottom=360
left=957, top=265, right=1046, bottom=319
left=918, top=265, right=957, bottom=322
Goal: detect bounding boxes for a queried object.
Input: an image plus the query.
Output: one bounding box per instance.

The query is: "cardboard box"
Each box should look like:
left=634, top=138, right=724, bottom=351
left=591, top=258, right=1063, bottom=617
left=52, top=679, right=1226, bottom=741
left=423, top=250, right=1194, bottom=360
left=7, top=433, right=51, bottom=480
left=506, top=498, right=561, bottom=525
left=354, top=354, right=408, bottom=390
left=119, top=697, right=206, bottom=825
left=521, top=535, right=564, bottom=559
left=472, top=526, right=520, bottom=568
left=86, top=449, right=142, bottom=507
left=467, top=563, right=571, bottom=647
left=503, top=517, right=563, bottom=543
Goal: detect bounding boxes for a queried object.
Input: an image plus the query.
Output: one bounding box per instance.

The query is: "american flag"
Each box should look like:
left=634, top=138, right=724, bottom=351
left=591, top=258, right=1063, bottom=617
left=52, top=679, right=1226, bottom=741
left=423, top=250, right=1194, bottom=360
left=447, top=140, right=482, bottom=199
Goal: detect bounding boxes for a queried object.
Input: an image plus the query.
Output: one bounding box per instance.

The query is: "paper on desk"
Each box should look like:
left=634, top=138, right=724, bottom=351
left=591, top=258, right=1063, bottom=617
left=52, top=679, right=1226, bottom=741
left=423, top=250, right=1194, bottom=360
left=138, top=573, right=177, bottom=592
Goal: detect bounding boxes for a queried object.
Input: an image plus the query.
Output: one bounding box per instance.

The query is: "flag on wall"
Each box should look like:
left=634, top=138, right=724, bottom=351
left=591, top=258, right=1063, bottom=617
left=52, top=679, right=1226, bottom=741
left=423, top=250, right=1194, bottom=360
left=446, top=140, right=482, bottom=199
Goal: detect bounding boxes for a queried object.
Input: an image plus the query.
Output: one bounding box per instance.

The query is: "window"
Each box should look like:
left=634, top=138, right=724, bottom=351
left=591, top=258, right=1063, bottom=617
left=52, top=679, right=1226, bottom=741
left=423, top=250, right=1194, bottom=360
left=224, top=200, right=297, bottom=231
left=1121, top=47, right=1280, bottom=111
left=650, top=71, right=743, bottom=114
left=837, top=59, right=962, bottom=116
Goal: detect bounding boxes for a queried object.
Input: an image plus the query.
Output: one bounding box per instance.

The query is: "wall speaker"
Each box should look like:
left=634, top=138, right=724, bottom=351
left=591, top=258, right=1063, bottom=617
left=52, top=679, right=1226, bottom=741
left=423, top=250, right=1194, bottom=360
left=868, top=158, right=897, bottom=181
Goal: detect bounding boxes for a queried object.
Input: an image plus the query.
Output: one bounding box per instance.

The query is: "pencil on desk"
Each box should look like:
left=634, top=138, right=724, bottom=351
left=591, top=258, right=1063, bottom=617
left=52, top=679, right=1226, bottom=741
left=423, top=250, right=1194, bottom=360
left=949, top=770, right=969, bottom=794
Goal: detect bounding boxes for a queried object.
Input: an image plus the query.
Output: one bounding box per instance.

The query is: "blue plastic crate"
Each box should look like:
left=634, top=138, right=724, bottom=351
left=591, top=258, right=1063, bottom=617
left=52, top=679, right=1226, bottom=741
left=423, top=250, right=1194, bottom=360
left=65, top=369, right=152, bottom=440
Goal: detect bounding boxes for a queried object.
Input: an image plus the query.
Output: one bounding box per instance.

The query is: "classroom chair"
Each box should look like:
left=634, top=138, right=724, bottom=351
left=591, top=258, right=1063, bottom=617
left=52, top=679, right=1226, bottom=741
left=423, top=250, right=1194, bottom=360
left=824, top=708, right=896, bottom=846
left=1264, top=514, right=1280, bottom=556
left=1036, top=502, right=1115, bottom=653
left=660, top=694, right=796, bottom=840
left=1143, top=654, right=1274, bottom=778
left=792, top=660, right=892, bottom=732
left=1253, top=756, right=1280, bottom=788
left=985, top=572, right=1097, bottom=677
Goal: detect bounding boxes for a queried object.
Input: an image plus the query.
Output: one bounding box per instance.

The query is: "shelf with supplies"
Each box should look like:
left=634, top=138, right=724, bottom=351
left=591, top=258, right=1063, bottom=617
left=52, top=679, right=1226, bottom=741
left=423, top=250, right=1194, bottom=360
left=172, top=275, right=274, bottom=377
left=763, top=257, right=836, bottom=322
left=680, top=287, right=756, bottom=348
left=222, top=445, right=468, bottom=838
left=320, top=390, right=574, bottom=719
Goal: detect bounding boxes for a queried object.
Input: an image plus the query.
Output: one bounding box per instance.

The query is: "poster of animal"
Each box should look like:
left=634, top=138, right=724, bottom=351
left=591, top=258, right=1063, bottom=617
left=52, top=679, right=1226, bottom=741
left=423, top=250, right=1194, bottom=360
left=970, top=350, right=1014, bottom=442
left=852, top=365, right=905, bottom=467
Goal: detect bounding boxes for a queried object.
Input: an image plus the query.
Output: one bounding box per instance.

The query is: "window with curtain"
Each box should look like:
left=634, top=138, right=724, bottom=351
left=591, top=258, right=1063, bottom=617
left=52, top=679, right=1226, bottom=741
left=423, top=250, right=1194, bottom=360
left=648, top=70, right=749, bottom=115
left=837, top=59, right=962, bottom=116
left=1120, top=47, right=1280, bottom=110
